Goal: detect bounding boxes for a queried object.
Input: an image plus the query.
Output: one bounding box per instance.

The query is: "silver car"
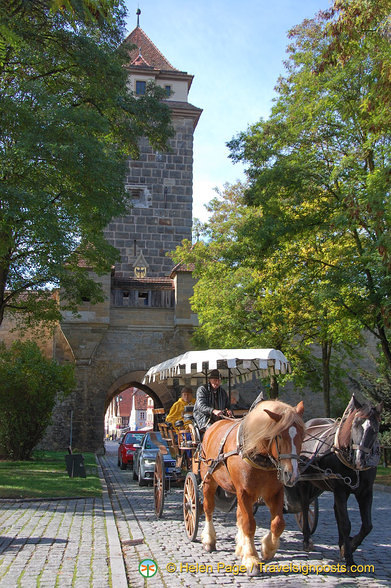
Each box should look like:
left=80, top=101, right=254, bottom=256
left=133, top=431, right=181, bottom=486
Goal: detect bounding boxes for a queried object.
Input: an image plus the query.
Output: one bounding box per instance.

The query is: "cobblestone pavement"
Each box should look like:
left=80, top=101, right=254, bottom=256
left=0, top=442, right=390, bottom=587
left=100, top=441, right=391, bottom=587
left=0, top=456, right=126, bottom=588
left=0, top=498, right=110, bottom=587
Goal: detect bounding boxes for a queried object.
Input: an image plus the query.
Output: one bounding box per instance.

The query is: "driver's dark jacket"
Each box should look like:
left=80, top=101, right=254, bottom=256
left=193, top=383, right=230, bottom=432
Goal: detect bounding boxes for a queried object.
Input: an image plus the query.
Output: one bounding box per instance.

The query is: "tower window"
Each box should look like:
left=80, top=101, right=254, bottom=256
left=164, top=85, right=172, bottom=97
left=129, top=188, right=142, bottom=200
left=138, top=292, right=149, bottom=306
left=136, top=80, right=146, bottom=95
left=125, top=184, right=152, bottom=209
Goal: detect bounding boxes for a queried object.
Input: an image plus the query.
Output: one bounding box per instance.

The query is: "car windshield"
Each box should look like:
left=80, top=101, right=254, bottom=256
left=124, top=433, right=144, bottom=444
left=145, top=432, right=168, bottom=450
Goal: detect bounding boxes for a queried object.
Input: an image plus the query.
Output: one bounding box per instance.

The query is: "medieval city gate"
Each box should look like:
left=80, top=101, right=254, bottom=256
left=33, top=23, right=202, bottom=452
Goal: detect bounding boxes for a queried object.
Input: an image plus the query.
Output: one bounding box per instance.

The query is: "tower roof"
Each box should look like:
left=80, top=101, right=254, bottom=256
left=124, top=27, right=178, bottom=72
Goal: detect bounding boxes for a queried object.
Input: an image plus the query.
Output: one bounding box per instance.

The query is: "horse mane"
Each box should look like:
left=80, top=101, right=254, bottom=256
left=242, top=400, right=305, bottom=458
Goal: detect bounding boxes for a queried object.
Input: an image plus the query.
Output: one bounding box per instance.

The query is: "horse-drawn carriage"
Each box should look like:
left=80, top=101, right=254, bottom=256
left=143, top=349, right=320, bottom=569
left=143, top=348, right=381, bottom=573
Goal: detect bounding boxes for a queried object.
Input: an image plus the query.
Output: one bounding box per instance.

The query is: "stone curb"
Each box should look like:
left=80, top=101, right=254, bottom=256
left=95, top=457, right=129, bottom=588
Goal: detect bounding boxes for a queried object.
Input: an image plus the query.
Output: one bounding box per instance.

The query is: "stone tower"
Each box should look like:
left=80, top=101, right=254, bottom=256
left=37, top=22, right=203, bottom=451
left=105, top=24, right=202, bottom=282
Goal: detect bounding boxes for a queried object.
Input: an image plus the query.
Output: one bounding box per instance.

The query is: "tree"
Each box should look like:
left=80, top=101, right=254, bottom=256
left=173, top=182, right=362, bottom=410
left=355, top=368, right=391, bottom=446
left=0, top=340, right=75, bottom=459
left=0, top=0, right=173, bottom=328
left=228, top=1, right=391, bottom=377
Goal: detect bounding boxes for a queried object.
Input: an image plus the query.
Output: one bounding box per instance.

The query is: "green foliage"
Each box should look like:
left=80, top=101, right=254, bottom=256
left=227, top=1, right=391, bottom=377
left=358, top=369, right=391, bottom=445
left=172, top=182, right=362, bottom=408
left=0, top=341, right=75, bottom=459
left=0, top=0, right=173, bottom=328
left=173, top=1, right=391, bottom=409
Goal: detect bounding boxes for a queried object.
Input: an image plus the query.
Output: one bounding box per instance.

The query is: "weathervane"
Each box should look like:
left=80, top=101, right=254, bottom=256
left=136, top=7, right=141, bottom=28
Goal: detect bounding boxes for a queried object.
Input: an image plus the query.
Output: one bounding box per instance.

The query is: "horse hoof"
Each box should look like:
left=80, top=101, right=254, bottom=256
left=203, top=543, right=215, bottom=553
left=247, top=563, right=261, bottom=577
left=346, top=564, right=358, bottom=576
left=303, top=540, right=313, bottom=551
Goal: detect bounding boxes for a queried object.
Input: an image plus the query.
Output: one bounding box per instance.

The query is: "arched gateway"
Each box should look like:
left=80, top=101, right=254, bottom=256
left=31, top=20, right=202, bottom=452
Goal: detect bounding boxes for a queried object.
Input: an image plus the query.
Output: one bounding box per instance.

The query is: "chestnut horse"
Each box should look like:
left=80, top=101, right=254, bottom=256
left=200, top=399, right=305, bottom=575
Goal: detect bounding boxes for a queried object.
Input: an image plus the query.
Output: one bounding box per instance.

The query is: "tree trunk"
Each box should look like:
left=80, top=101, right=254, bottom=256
left=377, top=321, right=391, bottom=371
left=269, top=374, right=279, bottom=399
left=322, top=341, right=332, bottom=417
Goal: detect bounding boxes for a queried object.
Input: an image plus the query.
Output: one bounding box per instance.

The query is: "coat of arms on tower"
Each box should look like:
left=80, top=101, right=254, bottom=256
left=133, top=251, right=149, bottom=278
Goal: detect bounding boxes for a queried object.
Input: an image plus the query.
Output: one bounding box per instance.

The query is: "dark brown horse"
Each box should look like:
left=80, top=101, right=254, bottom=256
left=200, top=399, right=305, bottom=575
left=285, top=394, right=382, bottom=569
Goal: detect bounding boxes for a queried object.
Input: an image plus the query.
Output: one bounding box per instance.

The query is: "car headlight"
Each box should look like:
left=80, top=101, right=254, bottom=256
left=144, top=459, right=155, bottom=466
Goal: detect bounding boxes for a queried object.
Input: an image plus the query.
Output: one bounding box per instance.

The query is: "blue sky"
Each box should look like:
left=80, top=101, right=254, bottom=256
left=124, top=1, right=332, bottom=222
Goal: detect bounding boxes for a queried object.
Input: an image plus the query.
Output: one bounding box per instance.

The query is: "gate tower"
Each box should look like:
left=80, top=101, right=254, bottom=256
left=45, top=20, right=202, bottom=451
left=107, top=24, right=202, bottom=281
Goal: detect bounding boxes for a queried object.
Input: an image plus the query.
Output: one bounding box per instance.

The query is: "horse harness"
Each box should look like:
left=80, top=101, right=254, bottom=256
left=199, top=418, right=298, bottom=485
left=299, top=415, right=380, bottom=490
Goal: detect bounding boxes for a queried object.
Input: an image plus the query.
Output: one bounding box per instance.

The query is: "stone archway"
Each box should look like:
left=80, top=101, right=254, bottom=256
left=104, top=371, right=177, bottom=441
left=104, top=371, right=174, bottom=413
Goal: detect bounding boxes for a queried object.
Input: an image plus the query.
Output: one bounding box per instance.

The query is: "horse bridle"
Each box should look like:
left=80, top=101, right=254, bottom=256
left=268, top=434, right=301, bottom=481
left=299, top=413, right=379, bottom=489
left=334, top=415, right=379, bottom=471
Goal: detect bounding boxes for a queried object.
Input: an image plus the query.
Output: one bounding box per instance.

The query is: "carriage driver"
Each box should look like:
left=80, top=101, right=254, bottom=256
left=193, top=369, right=233, bottom=433
left=165, top=386, right=195, bottom=432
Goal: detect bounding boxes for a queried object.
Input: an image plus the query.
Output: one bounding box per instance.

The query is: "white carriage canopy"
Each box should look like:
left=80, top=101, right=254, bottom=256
left=142, top=348, right=291, bottom=386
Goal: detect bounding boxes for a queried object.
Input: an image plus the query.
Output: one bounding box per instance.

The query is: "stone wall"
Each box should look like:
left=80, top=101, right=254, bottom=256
left=105, top=117, right=194, bottom=279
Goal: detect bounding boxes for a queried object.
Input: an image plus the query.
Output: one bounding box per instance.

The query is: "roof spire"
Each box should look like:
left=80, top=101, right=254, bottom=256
left=136, top=7, right=141, bottom=28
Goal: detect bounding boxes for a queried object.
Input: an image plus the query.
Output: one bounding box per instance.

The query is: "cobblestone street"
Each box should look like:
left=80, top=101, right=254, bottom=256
left=0, top=441, right=390, bottom=587
left=101, top=441, right=391, bottom=587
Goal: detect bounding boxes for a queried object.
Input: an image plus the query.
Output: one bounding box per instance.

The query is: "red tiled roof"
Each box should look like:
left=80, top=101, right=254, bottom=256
left=125, top=27, right=177, bottom=71
left=131, top=52, right=151, bottom=67
left=170, top=262, right=195, bottom=277
left=112, top=277, right=174, bottom=290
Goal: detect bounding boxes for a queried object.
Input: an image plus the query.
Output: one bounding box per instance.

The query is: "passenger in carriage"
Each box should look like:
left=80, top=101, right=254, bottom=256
left=193, top=369, right=233, bottom=434
left=165, top=386, right=195, bottom=433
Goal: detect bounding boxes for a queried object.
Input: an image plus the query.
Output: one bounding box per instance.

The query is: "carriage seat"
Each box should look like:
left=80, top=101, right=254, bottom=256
left=153, top=407, right=167, bottom=424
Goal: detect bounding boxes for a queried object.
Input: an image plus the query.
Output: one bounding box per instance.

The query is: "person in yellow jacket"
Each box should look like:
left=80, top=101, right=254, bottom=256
left=166, top=386, right=194, bottom=432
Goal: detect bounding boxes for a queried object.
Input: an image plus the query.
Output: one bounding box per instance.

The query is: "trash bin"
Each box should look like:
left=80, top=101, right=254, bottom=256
left=65, top=454, right=86, bottom=478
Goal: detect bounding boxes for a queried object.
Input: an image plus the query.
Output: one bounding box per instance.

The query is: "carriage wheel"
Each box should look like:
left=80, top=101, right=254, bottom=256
left=183, top=472, right=200, bottom=541
left=294, top=497, right=319, bottom=535
left=154, top=452, right=165, bottom=519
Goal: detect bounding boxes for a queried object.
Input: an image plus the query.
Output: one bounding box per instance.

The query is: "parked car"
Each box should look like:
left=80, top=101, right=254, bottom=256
left=117, top=431, right=145, bottom=470
left=133, top=431, right=181, bottom=486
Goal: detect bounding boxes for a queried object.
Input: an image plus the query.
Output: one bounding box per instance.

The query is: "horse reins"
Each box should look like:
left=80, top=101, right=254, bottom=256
left=298, top=416, right=376, bottom=490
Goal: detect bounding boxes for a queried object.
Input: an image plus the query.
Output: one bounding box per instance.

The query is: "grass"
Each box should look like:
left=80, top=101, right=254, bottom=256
left=375, top=465, right=391, bottom=487
left=0, top=450, right=102, bottom=499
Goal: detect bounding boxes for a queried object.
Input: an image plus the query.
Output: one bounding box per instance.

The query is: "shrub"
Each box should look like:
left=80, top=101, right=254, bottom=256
left=0, top=340, right=75, bottom=459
